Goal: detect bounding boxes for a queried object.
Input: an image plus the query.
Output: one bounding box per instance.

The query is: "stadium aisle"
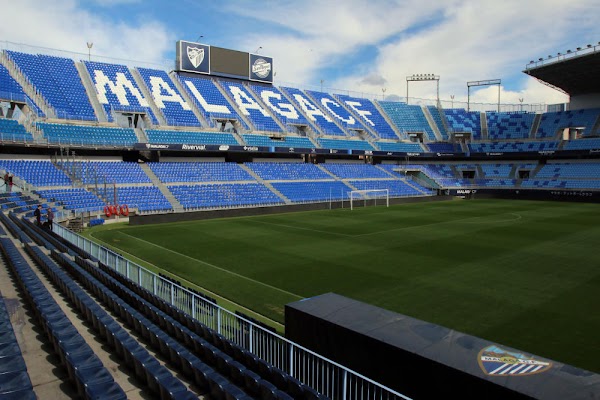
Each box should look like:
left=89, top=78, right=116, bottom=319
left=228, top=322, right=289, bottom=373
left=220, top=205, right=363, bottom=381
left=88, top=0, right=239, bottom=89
left=0, top=222, right=193, bottom=399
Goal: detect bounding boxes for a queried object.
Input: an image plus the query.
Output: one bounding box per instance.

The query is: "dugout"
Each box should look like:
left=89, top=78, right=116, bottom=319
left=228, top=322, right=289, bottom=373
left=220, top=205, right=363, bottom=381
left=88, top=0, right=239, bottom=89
left=286, top=293, right=600, bottom=400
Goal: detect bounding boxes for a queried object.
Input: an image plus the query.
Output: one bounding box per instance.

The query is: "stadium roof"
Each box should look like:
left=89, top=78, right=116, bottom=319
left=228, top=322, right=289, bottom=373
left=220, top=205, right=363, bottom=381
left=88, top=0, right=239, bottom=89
left=523, top=47, right=600, bottom=96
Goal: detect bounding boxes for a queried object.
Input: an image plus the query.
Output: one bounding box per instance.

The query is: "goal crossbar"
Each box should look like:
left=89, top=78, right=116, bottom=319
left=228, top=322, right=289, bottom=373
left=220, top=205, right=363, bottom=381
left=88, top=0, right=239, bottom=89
left=349, top=189, right=389, bottom=210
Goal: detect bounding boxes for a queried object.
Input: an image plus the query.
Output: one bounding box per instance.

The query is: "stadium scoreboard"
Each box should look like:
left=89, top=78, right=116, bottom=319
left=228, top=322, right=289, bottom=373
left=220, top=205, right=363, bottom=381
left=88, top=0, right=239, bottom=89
left=176, top=40, right=273, bottom=83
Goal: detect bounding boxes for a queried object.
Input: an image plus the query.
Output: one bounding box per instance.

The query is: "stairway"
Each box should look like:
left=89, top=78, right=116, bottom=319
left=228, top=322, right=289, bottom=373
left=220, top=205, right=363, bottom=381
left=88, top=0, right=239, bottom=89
left=139, top=164, right=182, bottom=212
left=480, top=112, right=488, bottom=140
left=169, top=72, right=211, bottom=128
left=437, top=104, right=451, bottom=136
left=0, top=52, right=56, bottom=118
left=243, top=83, right=288, bottom=132
left=239, top=164, right=291, bottom=204
left=134, top=127, right=148, bottom=143
left=130, top=69, right=166, bottom=126
left=421, top=105, right=443, bottom=141
left=476, top=165, right=484, bottom=179
left=212, top=80, right=254, bottom=131
left=278, top=88, right=326, bottom=136
left=75, top=62, right=108, bottom=123
left=590, top=113, right=600, bottom=136
left=404, top=177, right=432, bottom=195
left=530, top=163, right=544, bottom=179
left=530, top=113, right=542, bottom=139
left=509, top=164, right=519, bottom=179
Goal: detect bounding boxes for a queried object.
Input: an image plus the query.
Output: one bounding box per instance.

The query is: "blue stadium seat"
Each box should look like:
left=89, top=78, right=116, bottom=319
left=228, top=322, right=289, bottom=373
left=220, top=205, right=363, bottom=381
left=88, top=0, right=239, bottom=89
left=378, top=102, right=435, bottom=140
left=486, top=111, right=535, bottom=140
left=150, top=162, right=254, bottom=183
left=280, top=87, right=346, bottom=136
left=377, top=141, right=423, bottom=152
left=6, top=51, right=96, bottom=121
left=305, top=90, right=372, bottom=136
left=0, top=118, right=33, bottom=142
left=444, top=109, right=482, bottom=139
left=320, top=163, right=391, bottom=179
left=246, top=162, right=331, bottom=180
left=0, top=160, right=72, bottom=186
left=335, top=94, right=398, bottom=139
left=427, top=106, right=449, bottom=140
left=536, top=109, right=600, bottom=138
left=220, top=81, right=282, bottom=132
left=84, top=61, right=158, bottom=124
left=170, top=183, right=283, bottom=210
left=37, top=122, right=137, bottom=147
left=177, top=75, right=249, bottom=130
left=146, top=129, right=239, bottom=145
left=137, top=68, right=200, bottom=127
left=0, top=63, right=26, bottom=103
left=249, top=85, right=317, bottom=133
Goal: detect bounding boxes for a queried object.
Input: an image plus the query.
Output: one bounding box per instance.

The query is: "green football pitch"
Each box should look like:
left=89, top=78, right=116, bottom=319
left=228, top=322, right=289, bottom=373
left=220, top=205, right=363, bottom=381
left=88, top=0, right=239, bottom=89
left=88, top=199, right=600, bottom=373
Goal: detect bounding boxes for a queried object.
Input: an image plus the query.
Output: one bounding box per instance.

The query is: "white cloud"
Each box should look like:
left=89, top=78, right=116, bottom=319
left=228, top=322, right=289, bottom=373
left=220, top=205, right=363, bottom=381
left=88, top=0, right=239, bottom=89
left=0, top=0, right=173, bottom=68
left=227, top=0, right=452, bottom=85
left=92, top=0, right=141, bottom=6
left=330, top=0, right=597, bottom=104
left=227, top=0, right=598, bottom=105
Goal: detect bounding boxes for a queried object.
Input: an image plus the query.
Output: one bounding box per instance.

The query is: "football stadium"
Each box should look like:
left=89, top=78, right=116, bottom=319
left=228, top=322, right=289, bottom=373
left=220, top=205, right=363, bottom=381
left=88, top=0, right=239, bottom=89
left=0, top=14, right=600, bottom=400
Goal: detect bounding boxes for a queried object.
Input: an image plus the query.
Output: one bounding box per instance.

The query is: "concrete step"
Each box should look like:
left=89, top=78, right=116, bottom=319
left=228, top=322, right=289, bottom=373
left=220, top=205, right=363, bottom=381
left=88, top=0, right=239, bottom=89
left=139, top=164, right=180, bottom=212
left=239, top=164, right=291, bottom=204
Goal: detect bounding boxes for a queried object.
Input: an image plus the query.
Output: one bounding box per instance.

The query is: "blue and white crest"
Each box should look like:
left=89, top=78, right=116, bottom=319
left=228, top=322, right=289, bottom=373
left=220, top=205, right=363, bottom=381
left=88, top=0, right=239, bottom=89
left=478, top=345, right=552, bottom=376
left=187, top=47, right=205, bottom=69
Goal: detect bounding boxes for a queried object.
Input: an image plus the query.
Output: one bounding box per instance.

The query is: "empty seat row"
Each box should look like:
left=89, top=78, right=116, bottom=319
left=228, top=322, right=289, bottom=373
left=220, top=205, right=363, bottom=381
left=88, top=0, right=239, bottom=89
left=0, top=292, right=35, bottom=400
left=72, top=248, right=326, bottom=400
left=0, top=237, right=126, bottom=399
left=49, top=250, right=262, bottom=400
left=24, top=242, right=198, bottom=400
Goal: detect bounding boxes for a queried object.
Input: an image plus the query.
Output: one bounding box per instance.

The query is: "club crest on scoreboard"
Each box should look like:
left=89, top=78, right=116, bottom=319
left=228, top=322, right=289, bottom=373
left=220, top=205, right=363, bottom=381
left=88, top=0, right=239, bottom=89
left=187, top=46, right=205, bottom=69
left=478, top=345, right=552, bottom=376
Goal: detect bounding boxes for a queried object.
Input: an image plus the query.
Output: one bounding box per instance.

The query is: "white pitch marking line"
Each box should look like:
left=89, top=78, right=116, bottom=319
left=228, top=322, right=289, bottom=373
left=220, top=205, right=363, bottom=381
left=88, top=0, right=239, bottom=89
left=355, top=212, right=523, bottom=237
left=253, top=219, right=354, bottom=237
left=117, top=231, right=304, bottom=299
left=90, top=231, right=285, bottom=327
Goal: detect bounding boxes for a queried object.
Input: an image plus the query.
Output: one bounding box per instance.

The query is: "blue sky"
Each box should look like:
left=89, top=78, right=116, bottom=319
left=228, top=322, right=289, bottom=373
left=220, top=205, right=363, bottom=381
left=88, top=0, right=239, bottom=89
left=1, top=0, right=599, bottom=107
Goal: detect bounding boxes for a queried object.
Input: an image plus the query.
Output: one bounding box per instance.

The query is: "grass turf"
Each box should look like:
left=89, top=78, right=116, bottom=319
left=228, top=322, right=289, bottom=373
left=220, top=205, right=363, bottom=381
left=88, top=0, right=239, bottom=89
left=89, top=199, right=600, bottom=373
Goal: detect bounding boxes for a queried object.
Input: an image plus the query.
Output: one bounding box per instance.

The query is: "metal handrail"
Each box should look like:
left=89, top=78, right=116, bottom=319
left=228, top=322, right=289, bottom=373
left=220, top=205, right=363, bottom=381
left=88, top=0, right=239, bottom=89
left=54, top=222, right=411, bottom=400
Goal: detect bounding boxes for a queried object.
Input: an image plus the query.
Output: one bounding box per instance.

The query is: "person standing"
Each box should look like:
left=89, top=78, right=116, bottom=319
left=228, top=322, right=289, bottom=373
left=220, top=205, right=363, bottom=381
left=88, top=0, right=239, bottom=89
left=34, top=205, right=42, bottom=226
left=47, top=208, right=54, bottom=231
left=3, top=172, right=8, bottom=193
left=7, top=173, right=13, bottom=193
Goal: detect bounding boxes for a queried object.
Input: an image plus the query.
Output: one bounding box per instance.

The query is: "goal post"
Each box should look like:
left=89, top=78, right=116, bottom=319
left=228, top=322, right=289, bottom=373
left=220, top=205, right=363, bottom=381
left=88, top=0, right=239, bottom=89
left=349, top=189, right=389, bottom=210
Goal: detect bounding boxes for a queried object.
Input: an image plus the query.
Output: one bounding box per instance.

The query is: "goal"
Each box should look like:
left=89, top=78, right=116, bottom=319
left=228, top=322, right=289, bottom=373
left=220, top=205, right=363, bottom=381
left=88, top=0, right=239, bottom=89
left=349, top=189, right=389, bottom=210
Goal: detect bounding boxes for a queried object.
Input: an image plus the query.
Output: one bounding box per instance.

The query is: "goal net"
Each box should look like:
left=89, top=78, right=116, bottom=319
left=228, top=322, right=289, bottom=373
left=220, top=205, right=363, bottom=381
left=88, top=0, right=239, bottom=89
left=349, top=189, right=389, bottom=210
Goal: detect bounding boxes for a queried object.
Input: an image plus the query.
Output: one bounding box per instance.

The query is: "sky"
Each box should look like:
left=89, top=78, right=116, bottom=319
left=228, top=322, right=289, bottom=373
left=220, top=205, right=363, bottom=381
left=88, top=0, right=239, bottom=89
left=1, top=0, right=599, bottom=108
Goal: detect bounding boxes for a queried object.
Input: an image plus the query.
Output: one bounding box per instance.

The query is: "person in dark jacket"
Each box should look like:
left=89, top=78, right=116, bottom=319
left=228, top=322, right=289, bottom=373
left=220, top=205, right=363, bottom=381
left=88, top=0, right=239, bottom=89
left=34, top=205, right=42, bottom=226
left=47, top=208, right=54, bottom=231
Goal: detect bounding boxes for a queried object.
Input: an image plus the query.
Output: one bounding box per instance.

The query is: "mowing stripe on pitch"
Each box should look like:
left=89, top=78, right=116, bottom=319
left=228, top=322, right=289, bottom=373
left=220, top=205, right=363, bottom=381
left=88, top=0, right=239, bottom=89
left=253, top=219, right=353, bottom=237
left=90, top=231, right=286, bottom=327
left=118, top=231, right=304, bottom=299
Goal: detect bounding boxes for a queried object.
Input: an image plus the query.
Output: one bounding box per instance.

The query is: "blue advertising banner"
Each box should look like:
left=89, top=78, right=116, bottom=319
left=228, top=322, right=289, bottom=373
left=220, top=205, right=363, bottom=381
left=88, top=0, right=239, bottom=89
left=177, top=40, right=210, bottom=74
left=249, top=54, right=273, bottom=83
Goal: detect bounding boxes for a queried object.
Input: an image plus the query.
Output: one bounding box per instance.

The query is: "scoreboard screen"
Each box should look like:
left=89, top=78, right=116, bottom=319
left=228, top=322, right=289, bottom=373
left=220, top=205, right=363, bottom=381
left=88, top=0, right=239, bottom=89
left=176, top=40, right=273, bottom=83
left=210, top=46, right=249, bottom=80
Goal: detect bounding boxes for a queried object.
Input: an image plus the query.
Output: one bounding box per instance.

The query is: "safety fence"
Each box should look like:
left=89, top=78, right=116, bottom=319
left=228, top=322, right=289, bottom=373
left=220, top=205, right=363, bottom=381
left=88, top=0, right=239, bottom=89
left=54, top=223, right=411, bottom=400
